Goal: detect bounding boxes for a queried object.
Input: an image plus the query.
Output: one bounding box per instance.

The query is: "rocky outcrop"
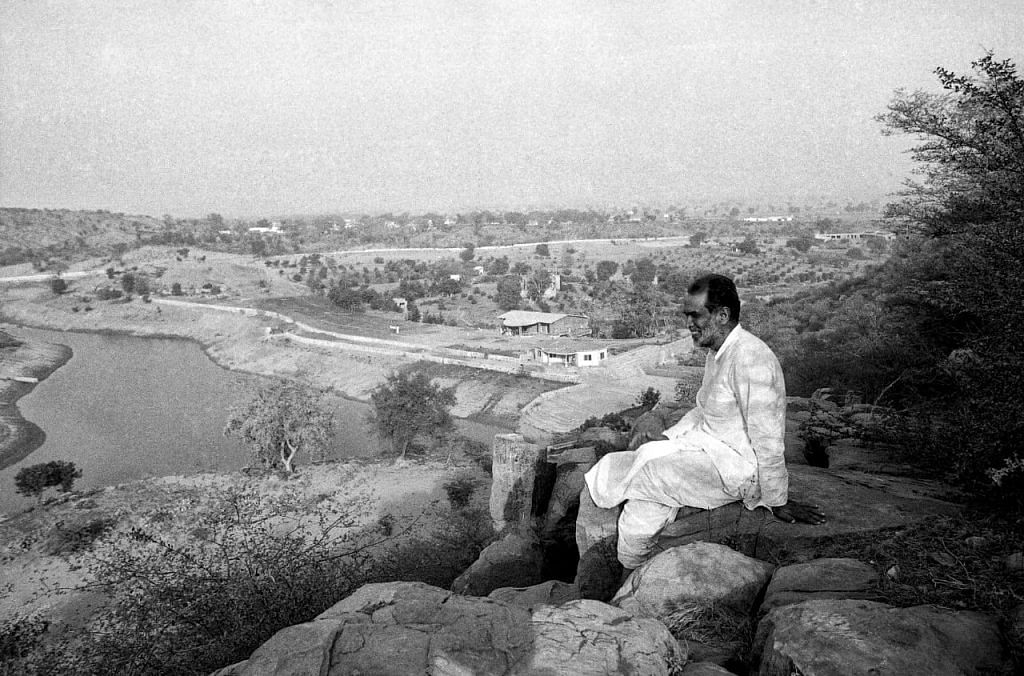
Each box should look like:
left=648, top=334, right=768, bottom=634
left=450, top=530, right=544, bottom=597
left=230, top=581, right=683, bottom=675
left=753, top=599, right=1012, bottom=675
left=489, top=433, right=543, bottom=532
left=612, top=543, right=775, bottom=619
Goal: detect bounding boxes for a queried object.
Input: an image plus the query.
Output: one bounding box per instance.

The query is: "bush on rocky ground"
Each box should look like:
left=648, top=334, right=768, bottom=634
left=7, top=483, right=494, bottom=676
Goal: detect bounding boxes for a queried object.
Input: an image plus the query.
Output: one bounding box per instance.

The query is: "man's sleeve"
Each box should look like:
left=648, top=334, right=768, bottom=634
left=734, top=353, right=788, bottom=508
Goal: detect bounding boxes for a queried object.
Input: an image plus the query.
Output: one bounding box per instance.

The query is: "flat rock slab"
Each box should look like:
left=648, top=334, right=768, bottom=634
left=655, top=465, right=961, bottom=560
left=761, top=558, right=881, bottom=613
left=232, top=581, right=683, bottom=675
left=753, top=599, right=1012, bottom=676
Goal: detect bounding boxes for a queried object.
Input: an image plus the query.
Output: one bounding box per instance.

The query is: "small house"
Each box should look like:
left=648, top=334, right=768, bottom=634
left=498, top=311, right=590, bottom=337
left=530, top=339, right=608, bottom=367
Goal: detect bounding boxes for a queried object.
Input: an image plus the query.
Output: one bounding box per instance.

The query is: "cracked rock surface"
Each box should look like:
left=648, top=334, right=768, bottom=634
left=233, top=581, right=683, bottom=675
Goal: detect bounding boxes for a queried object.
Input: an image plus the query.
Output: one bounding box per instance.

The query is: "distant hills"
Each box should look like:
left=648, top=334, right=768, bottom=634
left=0, top=208, right=165, bottom=266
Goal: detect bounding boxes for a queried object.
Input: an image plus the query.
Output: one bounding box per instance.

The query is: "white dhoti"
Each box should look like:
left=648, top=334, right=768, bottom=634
left=583, top=430, right=757, bottom=569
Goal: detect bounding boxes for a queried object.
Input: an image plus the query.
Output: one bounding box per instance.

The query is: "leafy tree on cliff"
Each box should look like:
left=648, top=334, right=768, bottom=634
left=874, top=53, right=1024, bottom=500
left=224, top=382, right=334, bottom=474
left=369, top=370, right=456, bottom=460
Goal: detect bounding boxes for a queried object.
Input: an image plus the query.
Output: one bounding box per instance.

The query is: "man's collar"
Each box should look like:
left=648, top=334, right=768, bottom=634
left=712, top=324, right=743, bottom=361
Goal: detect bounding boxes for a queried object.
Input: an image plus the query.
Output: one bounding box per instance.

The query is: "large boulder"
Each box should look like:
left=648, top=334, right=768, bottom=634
left=451, top=530, right=544, bottom=596
left=753, top=598, right=1012, bottom=676
left=760, top=557, right=880, bottom=613
left=612, top=542, right=775, bottom=619
left=231, top=581, right=684, bottom=675
left=488, top=579, right=581, bottom=608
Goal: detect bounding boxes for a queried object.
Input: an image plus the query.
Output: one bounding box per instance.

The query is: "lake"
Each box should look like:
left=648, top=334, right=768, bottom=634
left=0, top=325, right=385, bottom=515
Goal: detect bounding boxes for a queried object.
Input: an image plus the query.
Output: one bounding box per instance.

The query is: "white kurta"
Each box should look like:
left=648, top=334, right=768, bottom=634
left=582, top=325, right=788, bottom=567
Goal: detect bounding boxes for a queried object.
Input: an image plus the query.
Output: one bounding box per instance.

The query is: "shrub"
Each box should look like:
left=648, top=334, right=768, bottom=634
left=13, top=461, right=82, bottom=501
left=442, top=474, right=478, bottom=509
left=635, top=387, right=661, bottom=410
left=48, top=277, right=68, bottom=295
left=24, top=488, right=372, bottom=675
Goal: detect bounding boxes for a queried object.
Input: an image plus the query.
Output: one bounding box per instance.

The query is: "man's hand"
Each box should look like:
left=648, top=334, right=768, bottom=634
left=772, top=500, right=827, bottom=525
left=627, top=413, right=668, bottom=451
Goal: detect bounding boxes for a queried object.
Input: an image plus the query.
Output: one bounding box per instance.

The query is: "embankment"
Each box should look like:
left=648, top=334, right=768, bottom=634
left=0, top=330, right=73, bottom=470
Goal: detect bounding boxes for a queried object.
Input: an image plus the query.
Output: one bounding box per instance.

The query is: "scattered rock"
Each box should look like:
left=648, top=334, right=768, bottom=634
left=232, top=581, right=684, bottom=675
left=761, top=558, right=880, bottom=612
left=487, top=579, right=580, bottom=608
left=928, top=551, right=957, bottom=567
left=451, top=530, right=544, bottom=596
left=612, top=542, right=775, bottom=619
left=753, top=599, right=1012, bottom=676
left=680, top=662, right=738, bottom=675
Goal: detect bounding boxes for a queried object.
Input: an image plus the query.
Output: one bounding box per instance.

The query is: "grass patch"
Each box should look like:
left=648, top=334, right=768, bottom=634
left=790, top=513, right=1024, bottom=618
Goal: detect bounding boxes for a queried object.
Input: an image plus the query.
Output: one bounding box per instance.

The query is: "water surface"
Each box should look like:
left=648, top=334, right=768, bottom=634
left=0, top=326, right=381, bottom=514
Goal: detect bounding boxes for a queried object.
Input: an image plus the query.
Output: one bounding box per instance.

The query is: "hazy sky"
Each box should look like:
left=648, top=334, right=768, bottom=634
left=2, top=1, right=1023, bottom=217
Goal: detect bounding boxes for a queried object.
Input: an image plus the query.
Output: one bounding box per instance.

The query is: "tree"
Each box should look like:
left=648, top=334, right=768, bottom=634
left=630, top=257, right=657, bottom=287
left=736, top=237, right=760, bottom=255
left=488, top=256, right=509, bottom=275
left=496, top=275, right=521, bottom=311
left=224, top=383, right=334, bottom=474
left=369, top=370, right=456, bottom=460
left=328, top=284, right=364, bottom=312
left=786, top=237, right=814, bottom=253
left=49, top=276, right=68, bottom=295
left=836, top=52, right=1024, bottom=500
left=171, top=282, right=183, bottom=296
left=878, top=53, right=1024, bottom=235
left=595, top=260, right=619, bottom=281
left=14, top=461, right=82, bottom=502
left=535, top=243, right=550, bottom=257
left=459, top=243, right=475, bottom=263
left=120, top=272, right=136, bottom=294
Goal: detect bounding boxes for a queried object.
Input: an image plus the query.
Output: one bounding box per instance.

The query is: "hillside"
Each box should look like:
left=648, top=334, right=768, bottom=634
left=0, top=208, right=165, bottom=266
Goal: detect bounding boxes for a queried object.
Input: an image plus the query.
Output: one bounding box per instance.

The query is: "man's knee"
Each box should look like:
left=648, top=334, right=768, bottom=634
left=616, top=499, right=678, bottom=569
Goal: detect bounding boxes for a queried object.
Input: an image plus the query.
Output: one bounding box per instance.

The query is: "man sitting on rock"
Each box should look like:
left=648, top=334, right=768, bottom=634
left=581, top=274, right=826, bottom=574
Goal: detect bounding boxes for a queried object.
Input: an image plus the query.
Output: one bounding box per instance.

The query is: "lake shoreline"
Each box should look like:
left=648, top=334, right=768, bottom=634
left=0, top=330, right=73, bottom=471
left=0, top=311, right=380, bottom=409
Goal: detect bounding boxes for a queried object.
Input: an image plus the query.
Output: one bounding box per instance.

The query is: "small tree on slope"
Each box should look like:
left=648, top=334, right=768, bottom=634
left=224, top=382, right=334, bottom=474
left=369, top=370, right=456, bottom=460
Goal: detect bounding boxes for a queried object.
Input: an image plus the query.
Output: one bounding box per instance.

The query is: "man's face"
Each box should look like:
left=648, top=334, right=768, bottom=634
left=683, top=292, right=728, bottom=350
